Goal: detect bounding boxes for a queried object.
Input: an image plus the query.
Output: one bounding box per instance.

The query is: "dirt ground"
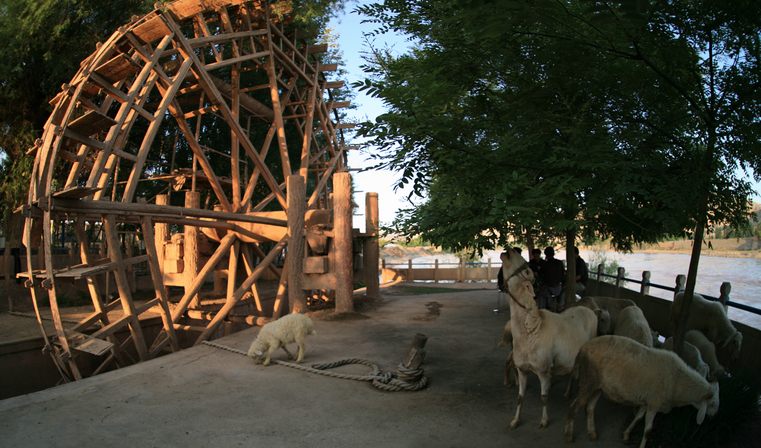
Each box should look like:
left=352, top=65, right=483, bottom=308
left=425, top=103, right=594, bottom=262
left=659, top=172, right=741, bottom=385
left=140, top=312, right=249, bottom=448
left=0, top=285, right=633, bottom=448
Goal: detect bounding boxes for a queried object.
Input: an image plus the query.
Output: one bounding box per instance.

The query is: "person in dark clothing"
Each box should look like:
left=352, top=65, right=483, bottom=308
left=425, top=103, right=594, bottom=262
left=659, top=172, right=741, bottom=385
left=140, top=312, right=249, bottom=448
left=574, top=247, right=588, bottom=296
left=537, top=247, right=564, bottom=311
left=528, top=248, right=543, bottom=278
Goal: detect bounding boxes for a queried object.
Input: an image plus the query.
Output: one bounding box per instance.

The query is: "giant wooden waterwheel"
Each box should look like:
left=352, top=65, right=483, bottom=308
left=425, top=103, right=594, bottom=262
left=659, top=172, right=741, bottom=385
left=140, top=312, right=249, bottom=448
left=19, top=0, right=376, bottom=382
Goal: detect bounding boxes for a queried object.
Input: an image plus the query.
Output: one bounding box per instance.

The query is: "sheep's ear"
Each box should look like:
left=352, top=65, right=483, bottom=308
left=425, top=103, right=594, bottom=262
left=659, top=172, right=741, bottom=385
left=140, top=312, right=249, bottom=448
left=696, top=400, right=708, bottom=424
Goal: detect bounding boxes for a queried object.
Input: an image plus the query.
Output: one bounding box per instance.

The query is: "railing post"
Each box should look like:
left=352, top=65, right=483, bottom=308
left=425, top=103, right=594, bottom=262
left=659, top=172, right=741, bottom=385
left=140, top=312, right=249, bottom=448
left=640, top=271, right=651, bottom=297
left=407, top=259, right=413, bottom=283
left=382, top=258, right=386, bottom=269
left=674, top=274, right=686, bottom=299
left=615, top=267, right=625, bottom=298
left=596, top=263, right=604, bottom=295
left=434, top=259, right=439, bottom=284
left=458, top=258, right=464, bottom=283
left=719, top=282, right=731, bottom=313
left=487, top=259, right=492, bottom=284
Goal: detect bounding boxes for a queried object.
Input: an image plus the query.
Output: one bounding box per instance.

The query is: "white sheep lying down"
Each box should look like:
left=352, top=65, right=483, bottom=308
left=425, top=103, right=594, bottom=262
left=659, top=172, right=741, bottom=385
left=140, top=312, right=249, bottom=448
left=672, top=292, right=742, bottom=359
left=247, top=313, right=316, bottom=366
left=565, top=335, right=715, bottom=448
left=500, top=250, right=597, bottom=429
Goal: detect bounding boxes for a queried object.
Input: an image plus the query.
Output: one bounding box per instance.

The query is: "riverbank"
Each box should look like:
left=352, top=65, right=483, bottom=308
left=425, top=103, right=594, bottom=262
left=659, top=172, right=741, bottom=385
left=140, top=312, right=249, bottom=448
left=381, top=237, right=761, bottom=261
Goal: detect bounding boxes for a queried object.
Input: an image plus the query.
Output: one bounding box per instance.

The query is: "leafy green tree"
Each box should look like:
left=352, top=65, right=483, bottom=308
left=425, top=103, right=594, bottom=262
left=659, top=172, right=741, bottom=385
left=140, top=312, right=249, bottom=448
left=356, top=0, right=760, bottom=352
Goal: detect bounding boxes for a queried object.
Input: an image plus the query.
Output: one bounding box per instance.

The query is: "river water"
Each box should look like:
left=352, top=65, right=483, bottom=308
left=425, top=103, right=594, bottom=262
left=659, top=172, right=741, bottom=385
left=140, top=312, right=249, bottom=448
left=388, top=249, right=761, bottom=328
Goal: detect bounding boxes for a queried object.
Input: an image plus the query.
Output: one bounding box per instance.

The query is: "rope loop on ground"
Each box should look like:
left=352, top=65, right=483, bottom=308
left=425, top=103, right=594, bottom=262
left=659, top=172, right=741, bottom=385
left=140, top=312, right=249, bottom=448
left=201, top=341, right=428, bottom=392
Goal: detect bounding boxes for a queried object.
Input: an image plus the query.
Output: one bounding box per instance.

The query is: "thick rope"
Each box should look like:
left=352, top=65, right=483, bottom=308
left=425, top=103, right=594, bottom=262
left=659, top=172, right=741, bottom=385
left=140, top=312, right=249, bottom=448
left=202, top=340, right=428, bottom=392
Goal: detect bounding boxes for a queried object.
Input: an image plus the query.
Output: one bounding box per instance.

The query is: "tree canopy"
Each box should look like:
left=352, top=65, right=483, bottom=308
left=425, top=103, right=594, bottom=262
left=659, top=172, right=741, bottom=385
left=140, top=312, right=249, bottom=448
left=356, top=0, right=760, bottom=348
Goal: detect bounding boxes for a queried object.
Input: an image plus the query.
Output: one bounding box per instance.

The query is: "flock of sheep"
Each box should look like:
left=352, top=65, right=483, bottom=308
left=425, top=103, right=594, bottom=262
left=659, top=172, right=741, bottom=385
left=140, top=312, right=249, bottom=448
left=499, top=249, right=743, bottom=448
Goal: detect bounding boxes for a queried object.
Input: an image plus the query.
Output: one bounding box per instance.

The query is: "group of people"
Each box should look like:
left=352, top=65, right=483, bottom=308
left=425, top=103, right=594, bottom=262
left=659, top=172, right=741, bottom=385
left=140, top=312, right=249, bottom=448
left=498, top=246, right=588, bottom=312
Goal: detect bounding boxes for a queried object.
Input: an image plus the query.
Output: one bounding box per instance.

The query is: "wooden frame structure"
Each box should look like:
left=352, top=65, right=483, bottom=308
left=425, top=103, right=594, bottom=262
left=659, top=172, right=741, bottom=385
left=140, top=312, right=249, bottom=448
left=19, top=0, right=370, bottom=382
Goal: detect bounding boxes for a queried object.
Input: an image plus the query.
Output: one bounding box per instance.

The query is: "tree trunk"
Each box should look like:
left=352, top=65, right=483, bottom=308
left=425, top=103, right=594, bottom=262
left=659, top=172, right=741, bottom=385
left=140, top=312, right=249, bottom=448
left=673, top=217, right=705, bottom=357
left=564, top=228, right=576, bottom=307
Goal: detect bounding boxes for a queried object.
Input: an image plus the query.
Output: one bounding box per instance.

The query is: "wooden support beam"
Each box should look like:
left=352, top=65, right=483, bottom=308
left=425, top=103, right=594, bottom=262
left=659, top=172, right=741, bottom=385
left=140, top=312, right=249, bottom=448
left=287, top=175, right=307, bottom=313
left=171, top=233, right=237, bottom=323
left=164, top=14, right=286, bottom=209
left=197, top=237, right=287, bottom=342
left=103, top=215, right=149, bottom=361
left=333, top=172, right=353, bottom=313
left=364, top=192, right=380, bottom=299
left=184, top=191, right=201, bottom=309
left=139, top=216, right=181, bottom=352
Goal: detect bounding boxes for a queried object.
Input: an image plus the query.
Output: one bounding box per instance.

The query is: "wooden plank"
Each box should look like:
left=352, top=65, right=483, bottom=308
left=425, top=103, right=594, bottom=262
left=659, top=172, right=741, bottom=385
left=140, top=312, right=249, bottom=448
left=68, top=110, right=117, bottom=136
left=319, top=63, right=339, bottom=72
left=70, top=331, right=114, bottom=357
left=95, top=53, right=138, bottom=83
left=53, top=186, right=102, bottom=200
left=328, top=101, right=351, bottom=109
left=131, top=13, right=171, bottom=43
left=304, top=256, right=328, bottom=274
left=185, top=191, right=201, bottom=308
left=323, top=81, right=345, bottom=89
left=336, top=123, right=357, bottom=130
left=90, top=315, right=131, bottom=339
left=204, top=51, right=269, bottom=71
left=308, top=44, right=328, bottom=54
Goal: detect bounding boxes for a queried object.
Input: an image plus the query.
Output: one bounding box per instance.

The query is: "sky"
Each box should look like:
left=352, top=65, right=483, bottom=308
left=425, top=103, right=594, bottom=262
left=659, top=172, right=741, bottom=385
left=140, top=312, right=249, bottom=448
left=326, top=2, right=415, bottom=231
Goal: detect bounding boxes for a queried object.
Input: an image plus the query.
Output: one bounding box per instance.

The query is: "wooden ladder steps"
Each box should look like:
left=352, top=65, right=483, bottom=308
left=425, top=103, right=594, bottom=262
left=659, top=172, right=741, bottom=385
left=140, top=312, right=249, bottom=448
left=129, top=13, right=171, bottom=44
left=94, top=53, right=139, bottom=84
left=67, top=109, right=117, bottom=136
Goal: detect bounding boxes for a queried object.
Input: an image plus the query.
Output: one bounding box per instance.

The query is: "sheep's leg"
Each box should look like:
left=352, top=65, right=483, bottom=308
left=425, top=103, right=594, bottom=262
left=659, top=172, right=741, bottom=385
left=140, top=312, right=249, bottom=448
left=295, top=335, right=305, bottom=363
left=564, top=395, right=583, bottom=443
left=638, top=408, right=657, bottom=448
left=263, top=344, right=279, bottom=366
left=623, top=406, right=646, bottom=442
left=281, top=345, right=294, bottom=360
left=538, top=372, right=552, bottom=428
left=510, top=369, right=527, bottom=429
left=504, top=352, right=515, bottom=387
left=585, top=390, right=602, bottom=440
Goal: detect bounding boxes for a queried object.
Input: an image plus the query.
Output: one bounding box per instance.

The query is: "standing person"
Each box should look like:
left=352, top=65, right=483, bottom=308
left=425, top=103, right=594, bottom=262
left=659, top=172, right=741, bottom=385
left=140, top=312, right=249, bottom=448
left=537, top=247, right=564, bottom=311
left=528, top=248, right=543, bottom=277
left=574, top=247, right=589, bottom=297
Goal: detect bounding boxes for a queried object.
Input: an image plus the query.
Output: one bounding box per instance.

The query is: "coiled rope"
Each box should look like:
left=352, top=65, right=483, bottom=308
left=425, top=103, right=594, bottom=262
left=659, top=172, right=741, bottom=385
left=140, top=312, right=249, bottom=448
left=201, top=340, right=428, bottom=392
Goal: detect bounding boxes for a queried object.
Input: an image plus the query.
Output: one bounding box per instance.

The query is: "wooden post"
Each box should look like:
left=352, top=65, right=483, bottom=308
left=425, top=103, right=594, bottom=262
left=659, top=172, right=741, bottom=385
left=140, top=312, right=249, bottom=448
left=333, top=172, right=353, bottom=313
left=640, top=271, right=651, bottom=297
left=154, top=194, right=168, bottom=269
left=382, top=258, right=386, bottom=269
left=184, top=191, right=201, bottom=309
left=363, top=192, right=379, bottom=298
left=674, top=274, right=686, bottom=299
left=615, top=267, right=625, bottom=298
left=487, top=259, right=492, bottom=283
left=434, top=259, right=439, bottom=284
left=596, top=264, right=604, bottom=295
left=407, top=259, right=413, bottom=283
left=719, top=282, right=731, bottom=313
left=287, top=175, right=307, bottom=313
left=458, top=258, right=465, bottom=283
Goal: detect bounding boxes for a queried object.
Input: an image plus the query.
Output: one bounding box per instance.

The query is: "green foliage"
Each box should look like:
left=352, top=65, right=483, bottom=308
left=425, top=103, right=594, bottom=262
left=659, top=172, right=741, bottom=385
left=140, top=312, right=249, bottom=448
left=586, top=249, right=622, bottom=285
left=354, top=0, right=760, bottom=267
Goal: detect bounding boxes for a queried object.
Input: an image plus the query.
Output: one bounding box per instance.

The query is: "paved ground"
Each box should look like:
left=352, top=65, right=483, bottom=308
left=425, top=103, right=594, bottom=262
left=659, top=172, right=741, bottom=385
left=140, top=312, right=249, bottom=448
left=0, top=286, right=632, bottom=448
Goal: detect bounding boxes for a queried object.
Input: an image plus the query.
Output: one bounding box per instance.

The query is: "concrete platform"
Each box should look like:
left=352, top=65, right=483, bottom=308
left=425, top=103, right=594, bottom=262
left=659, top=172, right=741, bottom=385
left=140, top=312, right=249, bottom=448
left=0, top=287, right=631, bottom=447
